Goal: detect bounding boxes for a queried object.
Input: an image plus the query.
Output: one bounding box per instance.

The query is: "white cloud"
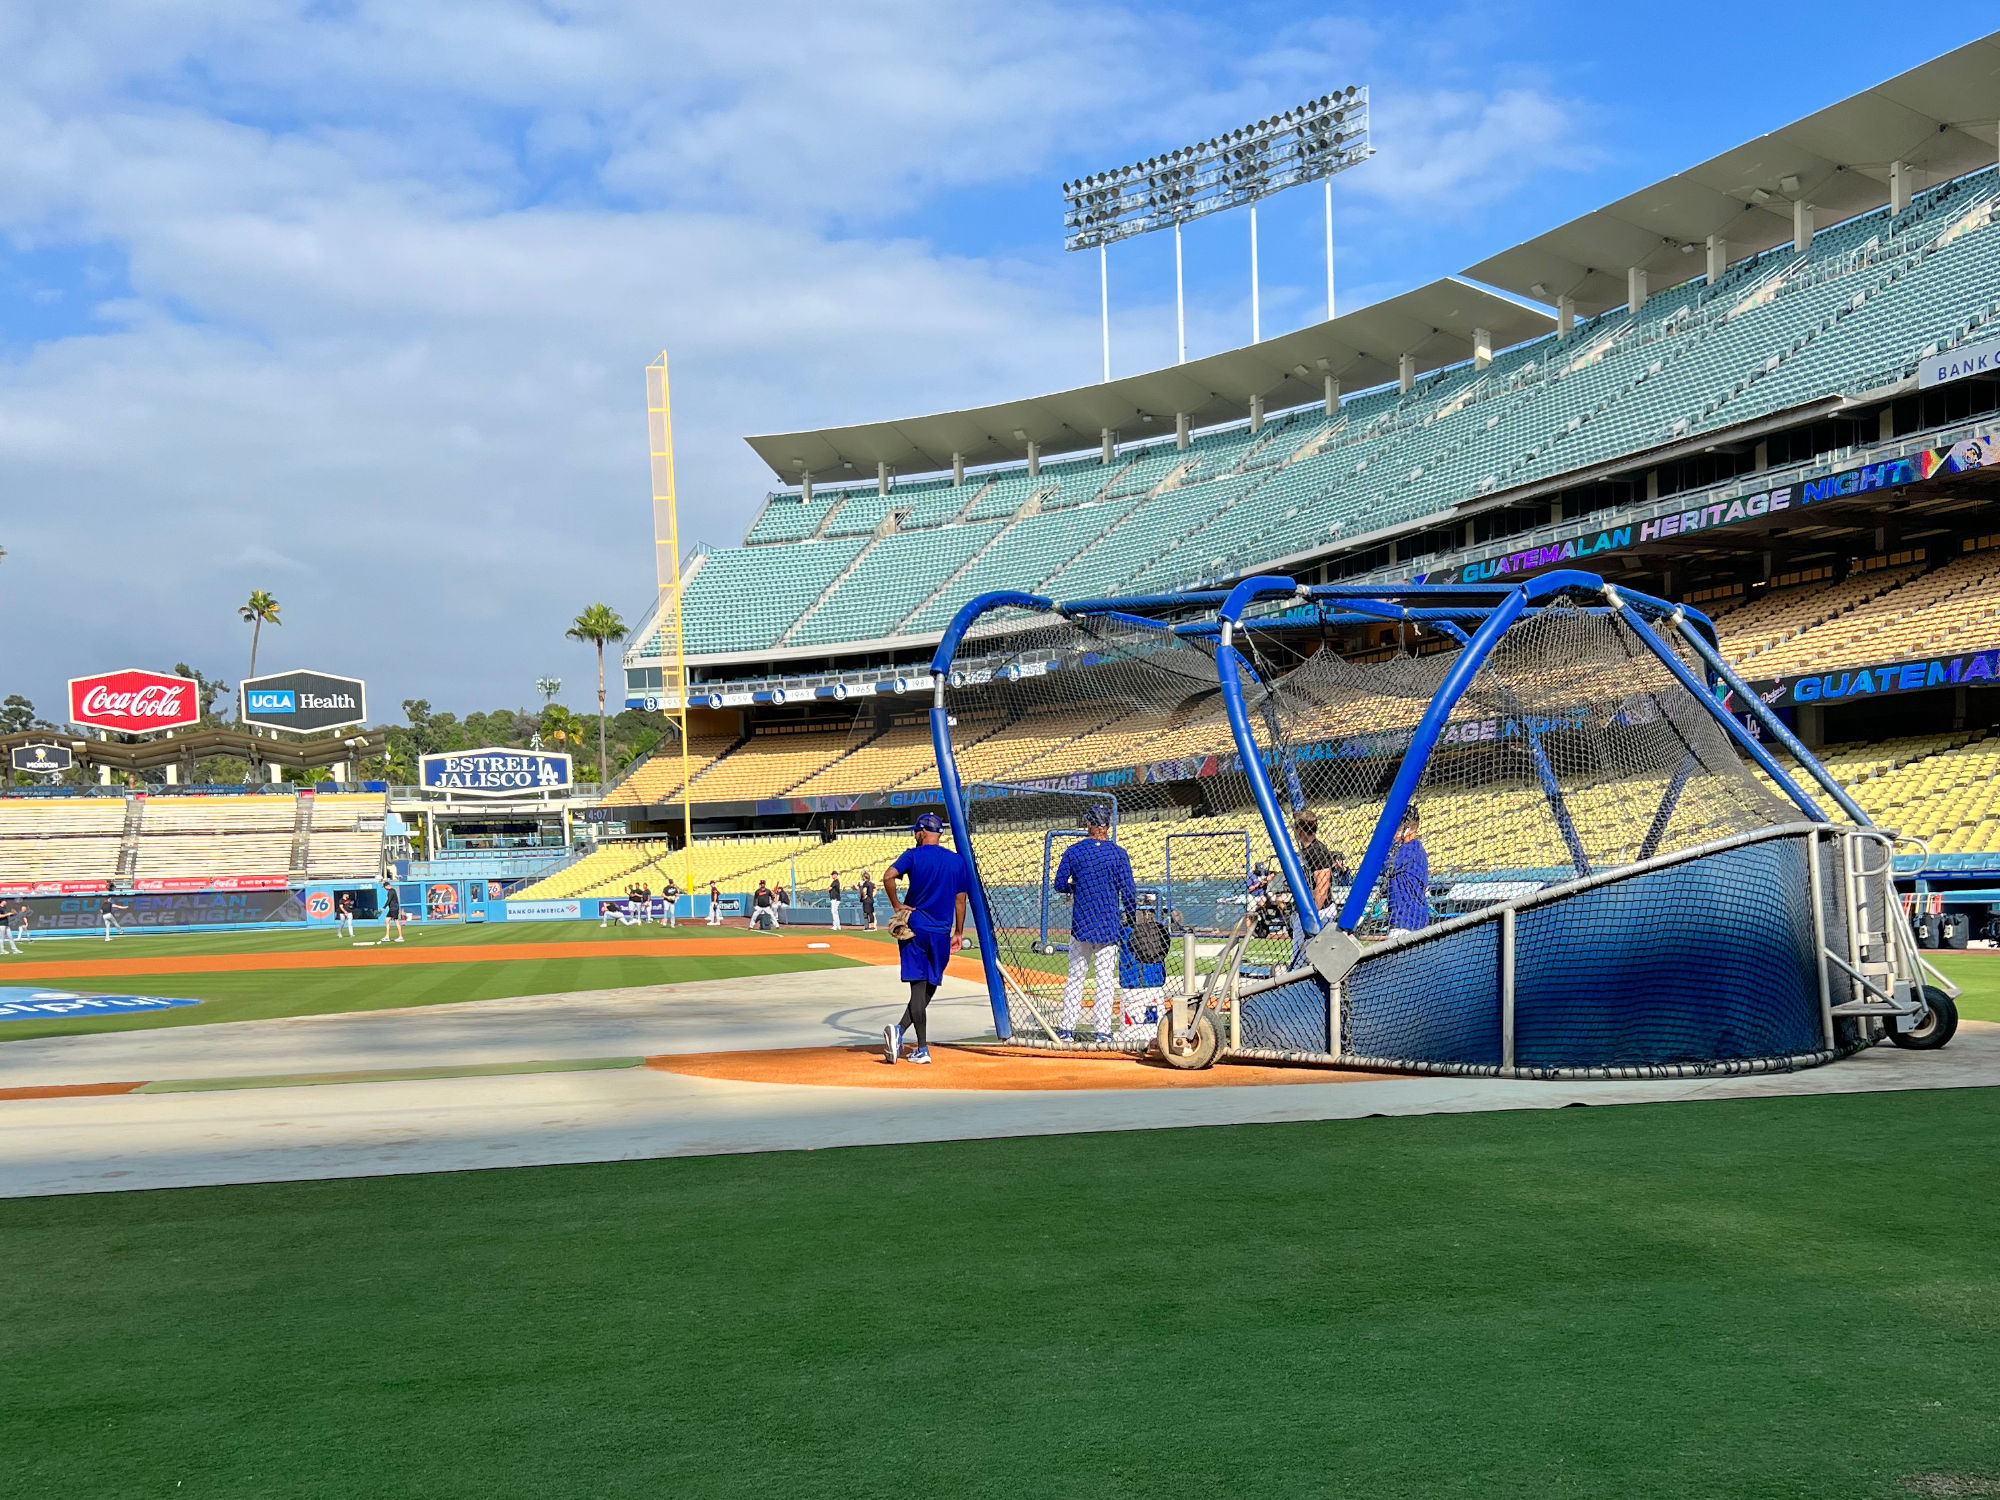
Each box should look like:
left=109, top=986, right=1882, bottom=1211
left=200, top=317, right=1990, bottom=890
left=0, top=1, right=1597, bottom=719
left=1358, top=86, right=1602, bottom=211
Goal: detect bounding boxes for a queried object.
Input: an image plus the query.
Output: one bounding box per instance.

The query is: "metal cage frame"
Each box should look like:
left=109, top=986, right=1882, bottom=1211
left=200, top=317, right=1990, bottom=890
left=929, top=571, right=1953, bottom=1067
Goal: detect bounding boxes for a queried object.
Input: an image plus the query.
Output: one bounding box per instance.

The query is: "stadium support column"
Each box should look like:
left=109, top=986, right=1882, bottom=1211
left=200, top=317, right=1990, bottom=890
left=951, top=452, right=964, bottom=487
left=1473, top=328, right=1491, bottom=369
left=1249, top=395, right=1263, bottom=434
left=1026, top=441, right=1040, bottom=478
left=1627, top=267, right=1647, bottom=315
left=876, top=461, right=889, bottom=498
left=1398, top=354, right=1415, bottom=394
left=1793, top=199, right=1813, bottom=254
left=1890, top=160, right=1909, bottom=216
left=1175, top=412, right=1190, bottom=451
left=1706, top=234, right=1727, bottom=284
left=1557, top=294, right=1574, bottom=337
left=1249, top=201, right=1261, bottom=344
left=1324, top=376, right=1340, bottom=416
left=1101, top=428, right=1115, bottom=464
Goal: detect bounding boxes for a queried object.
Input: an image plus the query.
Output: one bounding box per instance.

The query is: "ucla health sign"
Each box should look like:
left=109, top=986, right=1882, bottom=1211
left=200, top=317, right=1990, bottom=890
left=240, top=669, right=368, bottom=734
left=421, top=747, right=572, bottom=795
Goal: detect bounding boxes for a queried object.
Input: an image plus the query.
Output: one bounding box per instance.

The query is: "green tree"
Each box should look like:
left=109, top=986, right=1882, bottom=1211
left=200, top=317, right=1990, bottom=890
left=538, top=703, right=579, bottom=755
left=565, top=603, right=628, bottom=787
left=1, top=694, right=35, bottom=734
left=237, top=590, right=282, bottom=699
left=170, top=664, right=232, bottom=726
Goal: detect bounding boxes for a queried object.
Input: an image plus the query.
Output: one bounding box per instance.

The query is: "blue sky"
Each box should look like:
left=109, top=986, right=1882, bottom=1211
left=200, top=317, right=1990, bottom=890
left=0, top=3, right=1988, bottom=719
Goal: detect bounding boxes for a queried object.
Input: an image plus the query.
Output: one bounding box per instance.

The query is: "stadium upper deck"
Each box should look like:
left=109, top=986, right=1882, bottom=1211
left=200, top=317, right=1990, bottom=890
left=626, top=35, right=2000, bottom=692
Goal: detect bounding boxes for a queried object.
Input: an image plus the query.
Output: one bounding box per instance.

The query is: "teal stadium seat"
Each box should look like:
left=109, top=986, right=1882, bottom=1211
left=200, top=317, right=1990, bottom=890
left=665, top=168, right=2000, bottom=658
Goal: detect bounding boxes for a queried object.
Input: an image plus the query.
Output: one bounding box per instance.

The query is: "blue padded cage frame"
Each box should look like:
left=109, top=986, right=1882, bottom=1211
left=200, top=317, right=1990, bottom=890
left=930, top=572, right=1864, bottom=1052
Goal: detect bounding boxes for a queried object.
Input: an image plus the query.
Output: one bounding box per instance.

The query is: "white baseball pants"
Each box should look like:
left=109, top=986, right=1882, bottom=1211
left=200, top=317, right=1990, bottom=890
left=1060, top=938, right=1120, bottom=1036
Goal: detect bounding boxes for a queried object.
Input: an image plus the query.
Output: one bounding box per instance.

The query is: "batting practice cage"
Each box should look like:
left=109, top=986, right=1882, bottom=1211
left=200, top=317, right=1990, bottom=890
left=927, top=571, right=1960, bottom=1078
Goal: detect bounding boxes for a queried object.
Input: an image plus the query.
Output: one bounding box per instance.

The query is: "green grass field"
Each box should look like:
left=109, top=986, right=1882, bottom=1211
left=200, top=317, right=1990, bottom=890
left=0, top=921, right=863, bottom=1042
left=1929, top=953, right=2000, bottom=1022
left=3, top=1088, right=1994, bottom=1498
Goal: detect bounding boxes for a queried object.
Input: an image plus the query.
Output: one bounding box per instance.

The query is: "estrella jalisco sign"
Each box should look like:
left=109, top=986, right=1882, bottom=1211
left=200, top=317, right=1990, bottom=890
left=420, top=747, right=572, bottom=795
left=1436, top=435, right=1996, bottom=586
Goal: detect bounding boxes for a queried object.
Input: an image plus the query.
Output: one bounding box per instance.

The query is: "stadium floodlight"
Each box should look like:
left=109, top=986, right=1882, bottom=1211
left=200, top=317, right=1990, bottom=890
left=536, top=676, right=562, bottom=705
left=1064, top=87, right=1373, bottom=371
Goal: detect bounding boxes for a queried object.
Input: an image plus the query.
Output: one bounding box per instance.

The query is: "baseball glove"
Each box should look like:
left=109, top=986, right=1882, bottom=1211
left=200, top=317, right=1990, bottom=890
left=889, top=910, right=915, bottom=942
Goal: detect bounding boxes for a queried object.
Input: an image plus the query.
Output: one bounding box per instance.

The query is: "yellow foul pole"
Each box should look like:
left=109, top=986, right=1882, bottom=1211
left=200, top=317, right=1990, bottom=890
left=646, top=352, right=695, bottom=895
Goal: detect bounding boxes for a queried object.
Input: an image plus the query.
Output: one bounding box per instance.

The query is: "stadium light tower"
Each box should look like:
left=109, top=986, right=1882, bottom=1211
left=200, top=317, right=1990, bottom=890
left=1063, top=86, right=1372, bottom=372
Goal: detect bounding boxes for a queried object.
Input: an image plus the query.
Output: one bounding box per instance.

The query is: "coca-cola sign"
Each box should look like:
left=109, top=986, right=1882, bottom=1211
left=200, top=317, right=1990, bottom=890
left=68, top=669, right=200, bottom=734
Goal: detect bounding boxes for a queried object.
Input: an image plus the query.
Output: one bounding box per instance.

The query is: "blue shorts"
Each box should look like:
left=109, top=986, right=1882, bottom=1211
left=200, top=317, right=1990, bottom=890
left=899, top=924, right=954, bottom=985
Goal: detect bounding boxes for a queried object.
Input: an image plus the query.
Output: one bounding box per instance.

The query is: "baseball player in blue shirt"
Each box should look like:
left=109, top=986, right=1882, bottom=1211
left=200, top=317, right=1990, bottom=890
left=1052, top=804, right=1136, bottom=1042
left=1383, top=807, right=1431, bottom=936
left=882, top=812, right=968, bottom=1065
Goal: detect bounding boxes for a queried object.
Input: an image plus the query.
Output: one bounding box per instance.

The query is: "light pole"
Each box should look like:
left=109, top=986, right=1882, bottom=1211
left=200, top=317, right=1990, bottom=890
left=536, top=676, right=562, bottom=706
left=1061, top=88, right=1371, bottom=370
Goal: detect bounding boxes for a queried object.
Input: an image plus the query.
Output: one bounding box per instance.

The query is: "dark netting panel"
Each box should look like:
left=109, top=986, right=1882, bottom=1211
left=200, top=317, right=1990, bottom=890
left=945, top=612, right=1290, bottom=1045
left=1341, top=922, right=1503, bottom=1066
left=1237, top=974, right=1330, bottom=1055
left=1236, top=600, right=1798, bottom=913
left=1510, top=837, right=1822, bottom=1068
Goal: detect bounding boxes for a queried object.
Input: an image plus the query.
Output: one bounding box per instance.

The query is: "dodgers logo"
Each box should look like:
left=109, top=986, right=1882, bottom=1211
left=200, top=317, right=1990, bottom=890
left=0, top=989, right=202, bottom=1020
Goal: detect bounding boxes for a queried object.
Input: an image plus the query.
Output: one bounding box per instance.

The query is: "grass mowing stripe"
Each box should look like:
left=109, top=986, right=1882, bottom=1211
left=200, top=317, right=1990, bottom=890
left=135, top=1057, right=643, bottom=1093
left=0, top=1088, right=1994, bottom=1499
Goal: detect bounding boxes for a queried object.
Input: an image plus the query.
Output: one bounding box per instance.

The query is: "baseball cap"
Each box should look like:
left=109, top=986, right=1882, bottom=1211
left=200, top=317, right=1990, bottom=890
left=1086, top=804, right=1111, bottom=828
left=911, top=811, right=944, bottom=833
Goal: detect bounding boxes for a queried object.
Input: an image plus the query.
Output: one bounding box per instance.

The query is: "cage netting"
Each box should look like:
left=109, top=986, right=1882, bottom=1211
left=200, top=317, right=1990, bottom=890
left=1229, top=598, right=1801, bottom=909
left=942, top=611, right=1292, bottom=1047
left=944, top=596, right=1848, bottom=1072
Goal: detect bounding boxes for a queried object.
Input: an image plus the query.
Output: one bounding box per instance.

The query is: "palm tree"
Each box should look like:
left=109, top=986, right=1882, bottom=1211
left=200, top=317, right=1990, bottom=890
left=238, top=590, right=282, bottom=685
left=565, top=603, right=627, bottom=787
left=539, top=703, right=578, bottom=753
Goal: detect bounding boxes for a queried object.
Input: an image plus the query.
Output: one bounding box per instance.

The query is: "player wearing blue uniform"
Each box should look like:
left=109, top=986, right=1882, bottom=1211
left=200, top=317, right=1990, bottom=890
left=1383, top=808, right=1431, bottom=935
left=1052, top=804, right=1137, bottom=1041
left=882, top=812, right=968, bottom=1065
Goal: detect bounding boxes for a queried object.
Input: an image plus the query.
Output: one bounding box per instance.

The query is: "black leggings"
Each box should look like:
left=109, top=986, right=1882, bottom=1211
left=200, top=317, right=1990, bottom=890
left=899, top=980, right=936, bottom=1048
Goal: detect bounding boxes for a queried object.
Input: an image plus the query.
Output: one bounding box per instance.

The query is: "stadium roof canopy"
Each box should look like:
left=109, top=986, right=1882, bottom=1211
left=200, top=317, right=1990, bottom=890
left=747, top=31, right=2000, bottom=485
left=1465, top=32, right=2000, bottom=316
left=745, top=279, right=1553, bottom=483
